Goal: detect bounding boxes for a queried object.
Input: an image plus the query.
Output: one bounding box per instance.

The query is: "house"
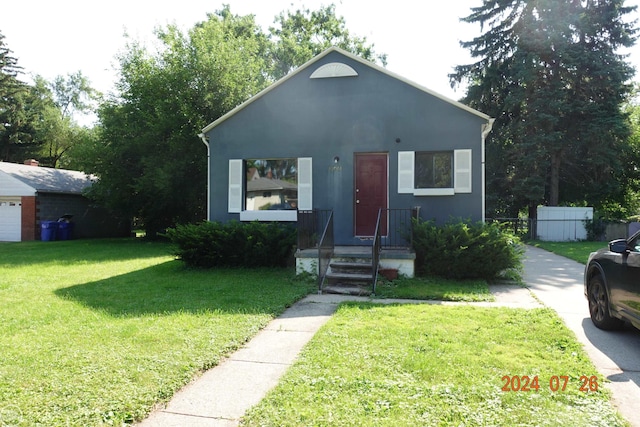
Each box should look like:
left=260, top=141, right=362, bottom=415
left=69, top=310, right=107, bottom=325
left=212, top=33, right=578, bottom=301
left=0, top=160, right=130, bottom=241
left=199, top=47, right=493, bottom=283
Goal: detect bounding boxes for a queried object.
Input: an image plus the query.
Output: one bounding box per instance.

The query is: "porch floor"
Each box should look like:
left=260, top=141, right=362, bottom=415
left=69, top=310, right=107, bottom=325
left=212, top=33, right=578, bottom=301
left=296, top=245, right=415, bottom=260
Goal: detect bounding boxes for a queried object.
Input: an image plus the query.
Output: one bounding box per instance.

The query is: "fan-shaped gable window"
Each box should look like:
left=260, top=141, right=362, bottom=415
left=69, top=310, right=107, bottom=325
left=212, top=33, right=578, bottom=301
left=310, top=62, right=358, bottom=79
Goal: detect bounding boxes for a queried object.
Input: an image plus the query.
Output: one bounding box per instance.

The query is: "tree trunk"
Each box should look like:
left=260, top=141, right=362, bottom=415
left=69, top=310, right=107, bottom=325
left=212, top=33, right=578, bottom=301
left=549, top=150, right=563, bottom=206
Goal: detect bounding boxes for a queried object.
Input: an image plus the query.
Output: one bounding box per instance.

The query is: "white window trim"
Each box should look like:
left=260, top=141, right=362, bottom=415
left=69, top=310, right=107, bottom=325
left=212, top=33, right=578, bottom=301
left=228, top=157, right=312, bottom=220
left=239, top=210, right=297, bottom=222
left=398, top=149, right=472, bottom=196
left=414, top=188, right=455, bottom=196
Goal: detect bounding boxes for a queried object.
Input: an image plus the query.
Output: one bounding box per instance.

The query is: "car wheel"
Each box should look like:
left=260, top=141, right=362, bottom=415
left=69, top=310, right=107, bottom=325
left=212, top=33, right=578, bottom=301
left=588, top=275, right=623, bottom=330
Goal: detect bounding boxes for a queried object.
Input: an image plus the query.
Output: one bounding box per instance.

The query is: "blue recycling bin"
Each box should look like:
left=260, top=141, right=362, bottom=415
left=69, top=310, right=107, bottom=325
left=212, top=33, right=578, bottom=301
left=57, top=222, right=74, bottom=240
left=41, top=221, right=59, bottom=241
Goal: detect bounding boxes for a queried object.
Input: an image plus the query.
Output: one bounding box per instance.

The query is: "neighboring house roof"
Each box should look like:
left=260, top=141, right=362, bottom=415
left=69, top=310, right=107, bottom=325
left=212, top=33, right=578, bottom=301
left=0, top=162, right=94, bottom=195
left=202, top=46, right=491, bottom=134
left=247, top=177, right=297, bottom=192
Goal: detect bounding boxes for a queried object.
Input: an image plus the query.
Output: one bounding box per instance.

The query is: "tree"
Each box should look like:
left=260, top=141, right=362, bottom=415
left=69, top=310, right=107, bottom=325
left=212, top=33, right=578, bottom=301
left=88, top=5, right=383, bottom=237
left=86, top=7, right=271, bottom=237
left=31, top=72, right=99, bottom=168
left=451, top=0, right=638, bottom=218
left=0, top=32, right=97, bottom=167
left=0, top=31, right=39, bottom=162
left=269, top=5, right=387, bottom=79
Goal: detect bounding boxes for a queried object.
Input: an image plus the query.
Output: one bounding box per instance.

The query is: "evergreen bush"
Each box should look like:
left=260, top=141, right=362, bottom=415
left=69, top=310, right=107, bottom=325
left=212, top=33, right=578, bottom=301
left=165, top=221, right=296, bottom=268
left=412, top=218, right=524, bottom=280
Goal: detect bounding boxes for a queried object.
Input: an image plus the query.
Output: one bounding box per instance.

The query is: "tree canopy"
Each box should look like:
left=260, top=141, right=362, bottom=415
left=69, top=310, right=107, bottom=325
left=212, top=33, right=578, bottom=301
left=86, top=5, right=385, bottom=236
left=451, top=0, right=639, bottom=218
left=1, top=31, right=98, bottom=167
left=0, top=32, right=36, bottom=162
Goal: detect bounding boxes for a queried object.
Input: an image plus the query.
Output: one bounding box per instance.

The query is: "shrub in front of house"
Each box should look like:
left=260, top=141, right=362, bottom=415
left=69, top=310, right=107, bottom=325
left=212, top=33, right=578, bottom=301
left=166, top=221, right=296, bottom=268
left=412, top=218, right=524, bottom=280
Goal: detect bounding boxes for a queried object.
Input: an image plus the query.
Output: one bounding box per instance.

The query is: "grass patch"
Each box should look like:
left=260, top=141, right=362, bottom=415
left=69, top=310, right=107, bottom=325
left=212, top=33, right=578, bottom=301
left=0, top=239, right=314, bottom=426
left=242, top=303, right=627, bottom=427
left=528, top=240, right=606, bottom=264
left=374, top=276, right=494, bottom=302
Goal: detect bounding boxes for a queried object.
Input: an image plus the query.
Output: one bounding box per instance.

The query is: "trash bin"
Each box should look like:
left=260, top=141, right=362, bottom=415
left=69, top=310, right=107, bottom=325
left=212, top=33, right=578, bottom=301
left=57, top=222, right=74, bottom=240
left=41, top=221, right=59, bottom=241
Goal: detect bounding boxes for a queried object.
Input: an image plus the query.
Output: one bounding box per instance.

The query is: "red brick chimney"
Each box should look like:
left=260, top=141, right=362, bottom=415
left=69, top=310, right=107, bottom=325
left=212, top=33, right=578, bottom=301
left=24, top=159, right=39, bottom=166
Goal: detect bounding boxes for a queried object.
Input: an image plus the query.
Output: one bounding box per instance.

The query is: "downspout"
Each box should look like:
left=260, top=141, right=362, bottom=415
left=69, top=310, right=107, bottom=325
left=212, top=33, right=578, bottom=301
left=481, top=118, right=495, bottom=223
left=198, top=133, right=211, bottom=221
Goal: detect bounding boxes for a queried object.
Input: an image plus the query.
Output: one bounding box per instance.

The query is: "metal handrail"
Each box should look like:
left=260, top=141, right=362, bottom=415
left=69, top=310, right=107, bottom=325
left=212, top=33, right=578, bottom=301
left=297, top=209, right=333, bottom=250
left=317, top=211, right=334, bottom=293
left=379, top=208, right=419, bottom=249
left=372, top=208, right=382, bottom=294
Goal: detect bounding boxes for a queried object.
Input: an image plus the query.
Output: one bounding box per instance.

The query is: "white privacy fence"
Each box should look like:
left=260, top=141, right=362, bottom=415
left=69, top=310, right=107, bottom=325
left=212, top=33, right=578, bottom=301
left=536, top=206, right=593, bottom=242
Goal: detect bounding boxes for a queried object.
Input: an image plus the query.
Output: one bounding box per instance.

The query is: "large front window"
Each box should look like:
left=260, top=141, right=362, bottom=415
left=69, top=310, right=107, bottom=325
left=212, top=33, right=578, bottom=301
left=245, top=158, right=298, bottom=211
left=398, top=149, right=471, bottom=196
left=228, top=157, right=312, bottom=221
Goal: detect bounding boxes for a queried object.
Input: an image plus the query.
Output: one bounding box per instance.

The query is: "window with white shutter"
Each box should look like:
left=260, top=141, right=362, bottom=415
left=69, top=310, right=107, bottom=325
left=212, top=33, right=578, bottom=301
left=229, top=157, right=312, bottom=221
left=398, top=149, right=472, bottom=196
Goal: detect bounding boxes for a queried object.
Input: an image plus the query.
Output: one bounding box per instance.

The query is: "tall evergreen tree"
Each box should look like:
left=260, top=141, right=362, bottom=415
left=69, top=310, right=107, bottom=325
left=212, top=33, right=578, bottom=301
left=451, top=0, right=638, bottom=218
left=0, top=31, right=38, bottom=162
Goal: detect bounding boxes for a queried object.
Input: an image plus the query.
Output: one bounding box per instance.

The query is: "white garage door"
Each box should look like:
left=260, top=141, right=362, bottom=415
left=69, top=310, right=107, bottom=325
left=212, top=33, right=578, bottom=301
left=0, top=197, right=21, bottom=242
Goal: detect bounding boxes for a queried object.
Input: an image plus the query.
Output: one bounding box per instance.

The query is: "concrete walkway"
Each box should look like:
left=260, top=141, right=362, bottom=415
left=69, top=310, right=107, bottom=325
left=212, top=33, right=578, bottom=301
left=138, top=246, right=640, bottom=426
left=523, top=245, right=640, bottom=427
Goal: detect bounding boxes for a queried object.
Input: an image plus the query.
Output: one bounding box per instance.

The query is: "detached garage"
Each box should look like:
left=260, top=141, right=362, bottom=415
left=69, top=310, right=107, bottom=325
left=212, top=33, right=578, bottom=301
left=0, top=197, right=22, bottom=241
left=0, top=160, right=130, bottom=242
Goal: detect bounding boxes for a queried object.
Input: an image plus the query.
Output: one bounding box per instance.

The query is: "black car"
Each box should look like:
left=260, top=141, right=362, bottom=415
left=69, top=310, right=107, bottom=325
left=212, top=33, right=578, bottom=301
left=584, top=229, right=640, bottom=331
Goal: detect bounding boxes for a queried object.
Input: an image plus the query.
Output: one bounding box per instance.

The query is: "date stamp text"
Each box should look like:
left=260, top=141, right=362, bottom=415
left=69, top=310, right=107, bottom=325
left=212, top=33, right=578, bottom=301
left=501, top=375, right=599, bottom=392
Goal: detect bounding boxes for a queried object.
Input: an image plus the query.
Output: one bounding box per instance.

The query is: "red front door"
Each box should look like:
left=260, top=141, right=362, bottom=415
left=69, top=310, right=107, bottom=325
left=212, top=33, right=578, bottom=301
left=354, top=153, right=388, bottom=236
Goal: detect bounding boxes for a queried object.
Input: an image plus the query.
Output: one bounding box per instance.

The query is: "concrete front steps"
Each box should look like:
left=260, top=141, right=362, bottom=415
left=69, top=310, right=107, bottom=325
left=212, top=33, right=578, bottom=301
left=295, top=246, right=415, bottom=296
left=324, top=260, right=375, bottom=296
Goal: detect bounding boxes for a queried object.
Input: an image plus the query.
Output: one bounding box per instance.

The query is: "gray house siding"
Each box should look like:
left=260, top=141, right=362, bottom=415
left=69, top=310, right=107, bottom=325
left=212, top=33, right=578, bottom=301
left=204, top=48, right=491, bottom=246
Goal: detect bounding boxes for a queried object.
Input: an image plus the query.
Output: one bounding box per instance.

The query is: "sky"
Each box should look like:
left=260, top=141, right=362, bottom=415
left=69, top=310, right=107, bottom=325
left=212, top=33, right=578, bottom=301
left=1, top=0, right=640, bottom=123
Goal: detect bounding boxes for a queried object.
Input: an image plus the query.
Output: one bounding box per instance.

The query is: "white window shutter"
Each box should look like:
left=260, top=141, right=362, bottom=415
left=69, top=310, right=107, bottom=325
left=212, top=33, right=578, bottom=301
left=454, top=149, right=472, bottom=193
left=398, top=151, right=415, bottom=194
left=228, top=159, right=243, bottom=213
left=297, top=157, right=313, bottom=210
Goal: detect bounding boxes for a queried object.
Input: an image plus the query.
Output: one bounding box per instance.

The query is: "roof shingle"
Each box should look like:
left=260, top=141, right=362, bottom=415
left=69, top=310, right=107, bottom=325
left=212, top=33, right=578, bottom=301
left=0, top=162, right=94, bottom=194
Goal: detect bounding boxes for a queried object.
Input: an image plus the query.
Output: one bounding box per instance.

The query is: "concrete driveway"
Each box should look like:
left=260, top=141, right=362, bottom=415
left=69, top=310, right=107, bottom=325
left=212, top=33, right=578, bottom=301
left=524, top=245, right=640, bottom=427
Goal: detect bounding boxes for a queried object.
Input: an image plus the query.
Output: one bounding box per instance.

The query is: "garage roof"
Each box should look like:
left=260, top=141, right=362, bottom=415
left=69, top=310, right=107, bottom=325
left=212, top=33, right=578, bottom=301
left=0, top=162, right=95, bottom=195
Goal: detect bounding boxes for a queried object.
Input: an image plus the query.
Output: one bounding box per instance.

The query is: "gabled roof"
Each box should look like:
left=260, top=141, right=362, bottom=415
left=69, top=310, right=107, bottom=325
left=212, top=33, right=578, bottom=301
left=0, top=162, right=94, bottom=194
left=202, top=46, right=491, bottom=134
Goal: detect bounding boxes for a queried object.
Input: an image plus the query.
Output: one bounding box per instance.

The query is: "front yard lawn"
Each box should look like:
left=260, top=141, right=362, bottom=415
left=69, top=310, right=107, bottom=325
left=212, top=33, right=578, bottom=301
left=375, top=276, right=494, bottom=301
left=0, top=239, right=314, bottom=426
left=528, top=240, right=605, bottom=264
left=242, top=303, right=627, bottom=427
left=1, top=239, right=625, bottom=426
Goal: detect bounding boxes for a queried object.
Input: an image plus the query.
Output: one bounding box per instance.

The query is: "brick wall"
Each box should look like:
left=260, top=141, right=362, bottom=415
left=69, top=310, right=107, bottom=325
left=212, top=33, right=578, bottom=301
left=20, top=196, right=37, bottom=240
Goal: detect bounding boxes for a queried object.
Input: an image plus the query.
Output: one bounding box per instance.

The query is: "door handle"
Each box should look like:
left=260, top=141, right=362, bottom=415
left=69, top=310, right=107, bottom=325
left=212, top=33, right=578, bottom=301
left=356, top=200, right=360, bottom=204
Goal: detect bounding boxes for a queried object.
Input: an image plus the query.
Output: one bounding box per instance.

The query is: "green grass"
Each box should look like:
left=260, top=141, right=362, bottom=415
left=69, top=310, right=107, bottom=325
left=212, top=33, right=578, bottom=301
left=242, top=303, right=627, bottom=427
left=528, top=240, right=606, bottom=264
left=375, top=276, right=494, bottom=302
left=0, top=239, right=314, bottom=426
